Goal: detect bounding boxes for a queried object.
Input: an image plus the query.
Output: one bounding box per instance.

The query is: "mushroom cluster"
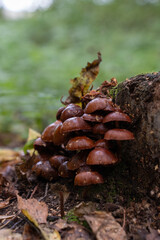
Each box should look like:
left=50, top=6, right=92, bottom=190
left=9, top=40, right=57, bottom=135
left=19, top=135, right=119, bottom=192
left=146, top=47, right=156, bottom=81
left=32, top=90, right=134, bottom=186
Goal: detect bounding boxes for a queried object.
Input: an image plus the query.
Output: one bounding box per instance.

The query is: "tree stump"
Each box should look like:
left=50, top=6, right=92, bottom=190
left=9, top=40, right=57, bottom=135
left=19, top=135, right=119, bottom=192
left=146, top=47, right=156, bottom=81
left=115, top=72, right=160, bottom=201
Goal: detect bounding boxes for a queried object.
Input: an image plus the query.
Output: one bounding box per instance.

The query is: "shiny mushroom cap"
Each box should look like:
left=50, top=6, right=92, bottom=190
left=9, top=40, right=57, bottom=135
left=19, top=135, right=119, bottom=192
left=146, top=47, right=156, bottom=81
left=52, top=122, right=69, bottom=145
left=58, top=161, right=74, bottom=178
left=66, top=136, right=94, bottom=151
left=60, top=104, right=84, bottom=122
left=103, top=112, right=132, bottom=123
left=32, top=160, right=58, bottom=181
left=41, top=120, right=62, bottom=142
left=86, top=147, right=118, bottom=165
left=104, top=129, right=134, bottom=140
left=61, top=117, right=91, bottom=133
left=92, top=123, right=108, bottom=135
left=67, top=151, right=88, bottom=170
left=56, top=107, right=66, bottom=120
left=82, top=113, right=103, bottom=122
left=49, top=155, right=69, bottom=169
left=94, top=139, right=109, bottom=149
left=34, top=137, right=46, bottom=150
left=84, top=97, right=108, bottom=113
left=74, top=171, right=104, bottom=186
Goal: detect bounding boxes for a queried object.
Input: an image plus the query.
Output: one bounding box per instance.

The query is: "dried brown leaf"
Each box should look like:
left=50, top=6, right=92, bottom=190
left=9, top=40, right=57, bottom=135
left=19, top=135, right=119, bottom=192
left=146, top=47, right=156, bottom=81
left=0, top=149, right=21, bottom=162
left=84, top=211, right=127, bottom=240
left=54, top=219, right=92, bottom=240
left=17, top=194, right=48, bottom=224
left=0, top=229, right=22, bottom=240
left=74, top=202, right=96, bottom=218
left=63, top=52, right=102, bottom=105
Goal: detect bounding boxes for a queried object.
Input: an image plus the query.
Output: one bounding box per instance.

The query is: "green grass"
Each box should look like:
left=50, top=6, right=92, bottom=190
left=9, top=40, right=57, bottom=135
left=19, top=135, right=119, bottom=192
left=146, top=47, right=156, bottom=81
left=0, top=0, right=160, bottom=137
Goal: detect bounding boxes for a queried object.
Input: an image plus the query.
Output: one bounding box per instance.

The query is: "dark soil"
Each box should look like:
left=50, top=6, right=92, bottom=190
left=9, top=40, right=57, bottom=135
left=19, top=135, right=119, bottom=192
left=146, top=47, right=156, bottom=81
left=0, top=164, right=159, bottom=240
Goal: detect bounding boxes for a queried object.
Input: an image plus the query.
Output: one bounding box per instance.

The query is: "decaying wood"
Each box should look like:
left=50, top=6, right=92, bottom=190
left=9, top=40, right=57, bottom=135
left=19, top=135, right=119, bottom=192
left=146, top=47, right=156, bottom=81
left=115, top=72, right=160, bottom=200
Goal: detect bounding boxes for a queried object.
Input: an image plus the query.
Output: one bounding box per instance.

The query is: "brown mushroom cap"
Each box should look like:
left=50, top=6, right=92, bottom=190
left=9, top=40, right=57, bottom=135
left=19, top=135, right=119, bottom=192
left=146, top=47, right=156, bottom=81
left=32, top=160, right=58, bottom=181
left=60, top=104, right=84, bottom=122
left=52, top=122, right=69, bottom=145
left=49, top=155, right=69, bottom=169
left=104, top=129, right=134, bottom=140
left=60, top=117, right=91, bottom=133
left=56, top=107, right=66, bottom=120
left=103, top=99, right=115, bottom=112
left=94, top=139, right=109, bottom=149
left=103, top=112, right=132, bottom=123
left=41, top=120, right=62, bottom=142
left=66, top=136, right=94, bottom=151
left=67, top=151, right=88, bottom=170
left=82, top=113, right=103, bottom=122
left=74, top=171, right=104, bottom=186
left=86, top=147, right=118, bottom=165
left=92, top=123, right=108, bottom=135
left=58, top=161, right=74, bottom=178
left=34, top=137, right=46, bottom=151
left=84, top=97, right=108, bottom=113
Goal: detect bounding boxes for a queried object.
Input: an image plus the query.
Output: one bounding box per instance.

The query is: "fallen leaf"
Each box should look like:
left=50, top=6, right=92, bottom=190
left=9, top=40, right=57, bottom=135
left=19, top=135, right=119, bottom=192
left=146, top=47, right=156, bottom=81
left=23, top=128, right=41, bottom=154
left=17, top=194, right=48, bottom=224
left=21, top=209, right=49, bottom=240
left=48, top=230, right=61, bottom=240
left=54, top=219, right=92, bottom=240
left=0, top=197, right=10, bottom=209
left=0, top=229, right=22, bottom=240
left=74, top=201, right=96, bottom=218
left=0, top=148, right=21, bottom=162
left=84, top=211, right=127, bottom=240
left=63, top=52, right=102, bottom=105
left=21, top=210, right=61, bottom=240
left=23, top=223, right=41, bottom=240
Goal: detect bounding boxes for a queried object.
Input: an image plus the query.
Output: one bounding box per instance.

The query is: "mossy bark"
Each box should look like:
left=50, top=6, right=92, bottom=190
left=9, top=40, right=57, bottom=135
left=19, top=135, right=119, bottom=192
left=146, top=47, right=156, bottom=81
left=115, top=72, right=160, bottom=201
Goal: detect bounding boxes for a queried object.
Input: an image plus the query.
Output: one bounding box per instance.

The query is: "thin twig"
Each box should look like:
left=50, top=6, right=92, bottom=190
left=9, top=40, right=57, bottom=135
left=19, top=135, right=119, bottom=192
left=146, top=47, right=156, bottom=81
left=30, top=184, right=39, bottom=199
left=38, top=183, right=49, bottom=202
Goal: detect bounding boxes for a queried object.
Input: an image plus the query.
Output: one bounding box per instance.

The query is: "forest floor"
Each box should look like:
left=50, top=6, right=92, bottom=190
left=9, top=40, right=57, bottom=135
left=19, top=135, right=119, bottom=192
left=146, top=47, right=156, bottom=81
left=0, top=136, right=160, bottom=240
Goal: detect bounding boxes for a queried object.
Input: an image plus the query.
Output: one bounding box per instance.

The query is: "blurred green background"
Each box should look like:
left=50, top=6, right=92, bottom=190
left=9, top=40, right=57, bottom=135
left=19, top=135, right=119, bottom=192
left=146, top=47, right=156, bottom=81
left=0, top=0, right=160, bottom=143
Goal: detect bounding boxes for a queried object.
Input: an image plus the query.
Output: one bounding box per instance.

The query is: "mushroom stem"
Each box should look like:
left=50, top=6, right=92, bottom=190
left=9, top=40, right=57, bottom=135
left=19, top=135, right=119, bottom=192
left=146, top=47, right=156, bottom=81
left=59, top=191, right=64, bottom=218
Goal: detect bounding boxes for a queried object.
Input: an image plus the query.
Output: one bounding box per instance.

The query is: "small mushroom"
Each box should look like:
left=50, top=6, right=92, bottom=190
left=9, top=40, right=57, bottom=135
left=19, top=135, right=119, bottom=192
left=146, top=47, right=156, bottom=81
left=66, top=136, right=94, bottom=151
left=86, top=147, right=118, bottom=165
left=82, top=113, right=103, bottom=122
left=74, top=171, right=104, bottom=186
left=34, top=137, right=46, bottom=150
left=94, top=139, right=109, bottom=149
left=56, top=107, right=66, bottom=120
left=32, top=160, right=58, bottom=181
left=49, top=155, right=69, bottom=169
left=84, top=97, right=108, bottom=113
left=58, top=161, right=74, bottom=178
left=92, top=123, right=108, bottom=135
left=41, top=120, right=62, bottom=142
left=52, top=122, right=69, bottom=145
left=103, top=112, right=132, bottom=123
left=103, top=99, right=115, bottom=112
left=67, top=151, right=88, bottom=170
left=60, top=104, right=84, bottom=122
left=60, top=117, right=91, bottom=133
left=104, top=129, right=134, bottom=140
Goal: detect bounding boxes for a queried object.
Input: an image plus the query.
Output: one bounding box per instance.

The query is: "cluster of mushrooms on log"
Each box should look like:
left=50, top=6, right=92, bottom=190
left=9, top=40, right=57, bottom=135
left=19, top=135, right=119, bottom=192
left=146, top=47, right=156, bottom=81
left=31, top=53, right=135, bottom=186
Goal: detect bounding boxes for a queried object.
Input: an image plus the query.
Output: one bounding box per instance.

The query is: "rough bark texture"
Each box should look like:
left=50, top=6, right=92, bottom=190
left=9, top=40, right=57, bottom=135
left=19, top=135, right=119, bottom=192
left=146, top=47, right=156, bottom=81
left=115, top=72, right=160, bottom=200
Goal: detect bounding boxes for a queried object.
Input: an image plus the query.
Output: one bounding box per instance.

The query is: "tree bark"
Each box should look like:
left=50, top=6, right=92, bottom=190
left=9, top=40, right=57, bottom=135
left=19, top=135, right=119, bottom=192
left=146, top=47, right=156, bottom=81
left=115, top=72, right=160, bottom=200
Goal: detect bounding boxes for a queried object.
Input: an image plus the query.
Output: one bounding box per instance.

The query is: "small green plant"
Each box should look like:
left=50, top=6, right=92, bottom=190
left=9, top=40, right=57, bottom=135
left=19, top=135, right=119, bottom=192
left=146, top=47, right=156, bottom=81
left=65, top=209, right=81, bottom=224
